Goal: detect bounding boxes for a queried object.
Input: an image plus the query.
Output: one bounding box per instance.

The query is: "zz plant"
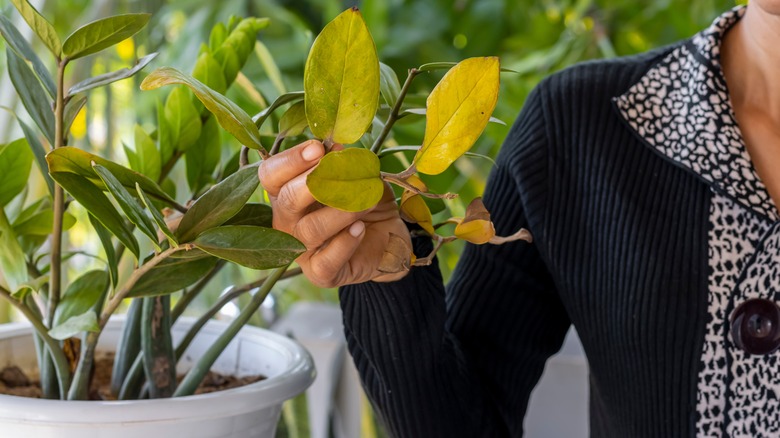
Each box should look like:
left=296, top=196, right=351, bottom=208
left=0, top=1, right=529, bottom=402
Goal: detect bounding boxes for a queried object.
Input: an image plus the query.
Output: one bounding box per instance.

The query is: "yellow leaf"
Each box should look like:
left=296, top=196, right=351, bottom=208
left=414, top=57, right=500, bottom=175
left=306, top=148, right=384, bottom=212
left=70, top=106, right=87, bottom=140
left=115, top=37, right=135, bottom=61
left=399, top=175, right=434, bottom=235
left=454, top=197, right=496, bottom=244
left=304, top=8, right=379, bottom=145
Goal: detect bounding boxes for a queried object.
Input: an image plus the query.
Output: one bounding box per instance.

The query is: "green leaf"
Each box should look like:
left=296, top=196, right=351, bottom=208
left=93, top=164, right=160, bottom=249
left=0, top=208, right=28, bottom=291
left=62, top=13, right=150, bottom=60
left=0, top=139, right=34, bottom=207
left=49, top=311, right=99, bottom=341
left=141, top=295, right=176, bottom=398
left=278, top=101, right=308, bottom=137
left=54, top=270, right=108, bottom=326
left=142, top=67, right=264, bottom=151
left=209, top=22, right=228, bottom=52
left=306, top=148, right=383, bottom=212
left=10, top=0, right=61, bottom=57
left=13, top=274, right=48, bottom=300
left=224, top=203, right=273, bottom=227
left=304, top=8, right=379, bottom=145
left=63, top=93, right=87, bottom=135
left=164, top=87, right=202, bottom=153
left=89, top=214, right=118, bottom=287
left=218, top=17, right=269, bottom=83
left=136, top=184, right=177, bottom=247
left=0, top=14, right=56, bottom=98
left=252, top=91, right=305, bottom=129
left=46, top=147, right=177, bottom=207
left=413, top=57, right=500, bottom=175
left=193, top=225, right=305, bottom=269
left=255, top=41, right=286, bottom=95
left=185, top=116, right=220, bottom=194
left=128, top=256, right=218, bottom=297
left=13, top=210, right=76, bottom=236
left=49, top=171, right=139, bottom=259
left=7, top=48, right=55, bottom=145
left=176, top=165, right=259, bottom=243
left=133, top=125, right=161, bottom=182
left=67, top=53, right=158, bottom=96
left=379, top=62, right=400, bottom=107
left=124, top=143, right=139, bottom=172
left=0, top=107, right=54, bottom=196
left=213, top=46, right=241, bottom=88
left=193, top=51, right=227, bottom=95
left=156, top=99, right=173, bottom=164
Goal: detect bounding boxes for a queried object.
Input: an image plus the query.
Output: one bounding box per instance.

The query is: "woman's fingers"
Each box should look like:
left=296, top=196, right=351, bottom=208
left=307, top=221, right=366, bottom=288
left=257, top=139, right=324, bottom=197
left=292, top=206, right=369, bottom=250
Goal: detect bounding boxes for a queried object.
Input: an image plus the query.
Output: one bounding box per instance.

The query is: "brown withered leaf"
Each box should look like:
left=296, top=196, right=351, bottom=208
left=399, top=175, right=435, bottom=235
left=377, top=233, right=413, bottom=274
left=454, top=197, right=495, bottom=244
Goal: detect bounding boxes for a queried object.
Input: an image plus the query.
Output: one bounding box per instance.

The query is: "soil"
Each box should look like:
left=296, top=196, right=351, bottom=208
left=0, top=353, right=265, bottom=400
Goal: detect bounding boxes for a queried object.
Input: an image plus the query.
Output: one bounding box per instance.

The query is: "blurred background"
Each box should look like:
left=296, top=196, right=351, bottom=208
left=0, top=0, right=743, bottom=436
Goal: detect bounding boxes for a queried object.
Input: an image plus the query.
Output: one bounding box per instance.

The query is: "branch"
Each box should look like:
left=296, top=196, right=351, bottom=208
left=370, top=68, right=420, bottom=154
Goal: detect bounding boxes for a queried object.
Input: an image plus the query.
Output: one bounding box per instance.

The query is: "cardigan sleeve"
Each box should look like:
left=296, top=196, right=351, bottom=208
left=339, top=85, right=571, bottom=437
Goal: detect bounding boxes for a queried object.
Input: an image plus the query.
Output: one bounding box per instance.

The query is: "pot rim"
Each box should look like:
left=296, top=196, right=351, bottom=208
left=0, top=318, right=315, bottom=425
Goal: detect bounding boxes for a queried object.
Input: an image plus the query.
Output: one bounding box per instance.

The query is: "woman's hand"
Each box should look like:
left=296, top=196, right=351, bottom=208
left=257, top=140, right=412, bottom=288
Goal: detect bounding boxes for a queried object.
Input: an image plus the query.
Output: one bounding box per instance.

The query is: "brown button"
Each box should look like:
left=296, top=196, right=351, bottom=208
left=731, top=298, right=780, bottom=355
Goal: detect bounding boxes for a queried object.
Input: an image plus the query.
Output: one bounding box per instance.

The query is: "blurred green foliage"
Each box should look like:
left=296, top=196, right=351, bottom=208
left=0, top=0, right=742, bottom=317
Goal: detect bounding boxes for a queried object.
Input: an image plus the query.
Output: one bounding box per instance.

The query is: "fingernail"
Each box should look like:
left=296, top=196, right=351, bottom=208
left=349, top=221, right=365, bottom=237
left=302, top=142, right=322, bottom=161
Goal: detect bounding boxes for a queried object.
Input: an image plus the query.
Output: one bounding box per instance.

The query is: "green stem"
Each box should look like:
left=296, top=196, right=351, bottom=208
left=174, top=265, right=289, bottom=397
left=69, top=246, right=183, bottom=400
left=174, top=267, right=302, bottom=362
left=48, top=58, right=69, bottom=327
left=370, top=68, right=419, bottom=154
left=0, top=286, right=71, bottom=398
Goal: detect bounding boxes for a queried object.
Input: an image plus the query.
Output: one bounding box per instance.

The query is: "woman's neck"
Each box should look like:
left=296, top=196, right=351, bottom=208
left=721, top=5, right=780, bottom=120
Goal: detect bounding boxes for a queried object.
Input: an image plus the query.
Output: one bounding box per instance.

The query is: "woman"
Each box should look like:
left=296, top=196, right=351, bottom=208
left=258, top=2, right=780, bottom=436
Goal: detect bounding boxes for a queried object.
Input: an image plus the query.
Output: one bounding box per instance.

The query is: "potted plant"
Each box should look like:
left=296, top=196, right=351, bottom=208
left=0, top=1, right=528, bottom=436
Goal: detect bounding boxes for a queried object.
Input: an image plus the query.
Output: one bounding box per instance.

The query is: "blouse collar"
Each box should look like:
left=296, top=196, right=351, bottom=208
left=613, top=6, right=779, bottom=222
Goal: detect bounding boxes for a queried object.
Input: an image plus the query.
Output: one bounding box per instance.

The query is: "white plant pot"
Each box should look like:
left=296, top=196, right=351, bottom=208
left=0, top=317, right=315, bottom=438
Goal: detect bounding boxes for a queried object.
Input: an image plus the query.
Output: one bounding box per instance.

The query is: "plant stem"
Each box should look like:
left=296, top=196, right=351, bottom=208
left=380, top=171, right=457, bottom=199
left=370, top=68, right=419, bottom=154
left=48, top=58, right=69, bottom=327
left=174, top=267, right=302, bottom=362
left=69, top=246, right=183, bottom=400
left=270, top=133, right=285, bottom=156
left=0, top=286, right=71, bottom=397
left=174, top=265, right=289, bottom=397
left=158, top=150, right=183, bottom=184
left=239, top=146, right=250, bottom=168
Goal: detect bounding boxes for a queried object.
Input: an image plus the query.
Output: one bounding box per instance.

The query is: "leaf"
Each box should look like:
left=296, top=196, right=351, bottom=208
left=0, top=208, right=28, bottom=291
left=63, top=94, right=87, bottom=135
left=413, top=57, right=500, bottom=175
left=142, top=67, right=264, bottom=151
left=209, top=22, right=228, bottom=52
left=378, top=145, right=497, bottom=165
left=67, top=53, right=158, bottom=96
left=141, top=295, right=176, bottom=398
left=212, top=47, right=241, bottom=89
left=185, top=116, right=220, bottom=194
left=53, top=270, right=108, bottom=326
left=50, top=171, right=139, bottom=259
left=176, top=165, right=259, bottom=243
left=418, top=61, right=517, bottom=74
left=0, top=107, right=54, bottom=196
left=192, top=51, right=227, bottom=95
left=13, top=210, right=76, bottom=235
left=399, top=175, right=434, bottom=235
left=48, top=311, right=99, bottom=341
left=0, top=14, right=56, bottom=98
left=164, top=87, right=202, bottom=153
left=10, top=0, right=61, bottom=56
left=252, top=91, right=305, bottom=129
left=193, top=225, right=305, bottom=269
left=453, top=197, right=495, bottom=244
left=278, top=101, right=308, bottom=137
left=306, top=148, right=383, bottom=212
left=225, top=203, right=273, bottom=227
left=89, top=214, right=118, bottom=287
left=304, top=8, right=379, bottom=145
left=136, top=183, right=177, bottom=247
left=156, top=99, right=173, bottom=164
left=13, top=274, right=48, bottom=300
left=0, top=139, right=34, bottom=207
left=46, top=147, right=176, bottom=207
left=128, top=256, right=218, bottom=297
left=62, top=13, right=150, bottom=60
left=398, top=108, right=506, bottom=126
left=93, top=164, right=160, bottom=249
left=7, top=48, right=55, bottom=145
left=379, top=62, right=401, bottom=107
left=255, top=41, right=286, bottom=95
left=133, top=125, right=161, bottom=182
left=377, top=233, right=412, bottom=274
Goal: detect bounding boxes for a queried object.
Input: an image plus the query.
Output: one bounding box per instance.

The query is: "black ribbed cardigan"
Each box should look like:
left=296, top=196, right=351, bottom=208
left=339, top=41, right=714, bottom=437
